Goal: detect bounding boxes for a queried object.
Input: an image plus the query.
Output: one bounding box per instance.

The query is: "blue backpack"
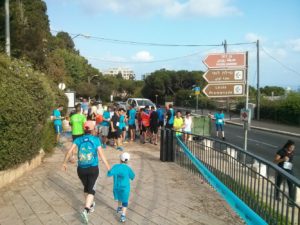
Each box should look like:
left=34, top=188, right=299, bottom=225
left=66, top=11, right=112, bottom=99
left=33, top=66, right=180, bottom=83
left=77, top=137, right=97, bottom=168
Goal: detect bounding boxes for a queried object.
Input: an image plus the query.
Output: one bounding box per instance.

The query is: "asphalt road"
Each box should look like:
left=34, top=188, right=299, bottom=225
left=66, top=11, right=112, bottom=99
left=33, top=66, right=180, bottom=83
left=212, top=123, right=300, bottom=179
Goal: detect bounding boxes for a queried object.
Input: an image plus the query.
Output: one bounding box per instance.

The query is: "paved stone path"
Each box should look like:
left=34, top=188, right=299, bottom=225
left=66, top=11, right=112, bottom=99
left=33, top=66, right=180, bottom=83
left=0, top=137, right=244, bottom=225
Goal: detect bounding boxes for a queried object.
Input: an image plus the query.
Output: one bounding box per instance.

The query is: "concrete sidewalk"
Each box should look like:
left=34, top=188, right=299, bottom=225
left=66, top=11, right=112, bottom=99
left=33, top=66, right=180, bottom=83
left=0, top=137, right=244, bottom=225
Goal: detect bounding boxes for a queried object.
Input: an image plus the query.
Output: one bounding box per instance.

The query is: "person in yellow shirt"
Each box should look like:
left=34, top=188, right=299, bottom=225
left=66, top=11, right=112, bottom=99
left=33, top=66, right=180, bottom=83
left=173, top=110, right=184, bottom=136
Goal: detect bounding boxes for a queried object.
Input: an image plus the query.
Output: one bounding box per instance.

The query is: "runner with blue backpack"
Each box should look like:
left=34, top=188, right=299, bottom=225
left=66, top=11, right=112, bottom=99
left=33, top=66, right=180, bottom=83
left=62, top=121, right=110, bottom=224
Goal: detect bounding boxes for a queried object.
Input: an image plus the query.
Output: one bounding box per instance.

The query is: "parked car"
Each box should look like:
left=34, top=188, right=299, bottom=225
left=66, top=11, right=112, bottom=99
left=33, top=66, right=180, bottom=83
left=126, top=98, right=156, bottom=111
left=114, top=101, right=127, bottom=109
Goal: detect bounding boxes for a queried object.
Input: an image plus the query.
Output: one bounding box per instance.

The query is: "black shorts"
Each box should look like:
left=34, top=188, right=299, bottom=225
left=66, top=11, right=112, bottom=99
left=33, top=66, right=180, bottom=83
left=142, top=124, right=149, bottom=132
left=165, top=123, right=173, bottom=129
left=150, top=125, right=158, bottom=134
left=111, top=130, right=121, bottom=139
left=129, top=124, right=136, bottom=130
left=158, top=121, right=164, bottom=127
left=77, top=166, right=99, bottom=195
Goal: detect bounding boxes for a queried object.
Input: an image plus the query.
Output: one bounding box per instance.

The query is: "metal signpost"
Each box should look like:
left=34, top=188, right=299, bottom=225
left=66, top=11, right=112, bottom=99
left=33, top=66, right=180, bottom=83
left=203, top=52, right=249, bottom=151
left=194, top=86, right=200, bottom=113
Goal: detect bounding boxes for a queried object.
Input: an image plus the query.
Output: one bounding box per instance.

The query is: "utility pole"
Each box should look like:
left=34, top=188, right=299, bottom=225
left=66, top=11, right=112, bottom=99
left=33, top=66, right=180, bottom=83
left=5, top=0, right=11, bottom=57
left=244, top=51, right=249, bottom=151
left=223, top=39, right=227, bottom=53
left=256, top=40, right=260, bottom=120
left=223, top=40, right=230, bottom=118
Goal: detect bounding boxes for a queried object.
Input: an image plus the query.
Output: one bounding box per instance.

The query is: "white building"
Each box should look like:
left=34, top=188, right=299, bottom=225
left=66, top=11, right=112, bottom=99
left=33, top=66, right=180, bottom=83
left=102, top=67, right=135, bottom=80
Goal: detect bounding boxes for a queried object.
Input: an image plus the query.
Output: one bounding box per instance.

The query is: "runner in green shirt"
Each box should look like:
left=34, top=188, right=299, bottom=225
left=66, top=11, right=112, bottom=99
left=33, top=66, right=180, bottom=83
left=70, top=104, right=87, bottom=141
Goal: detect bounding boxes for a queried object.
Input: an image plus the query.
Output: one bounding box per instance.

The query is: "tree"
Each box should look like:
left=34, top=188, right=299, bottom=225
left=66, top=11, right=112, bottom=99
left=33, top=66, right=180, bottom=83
left=260, top=86, right=285, bottom=96
left=55, top=32, right=75, bottom=51
left=141, top=69, right=205, bottom=103
left=44, top=50, right=68, bottom=84
left=0, top=0, right=52, bottom=68
left=76, top=82, right=97, bottom=98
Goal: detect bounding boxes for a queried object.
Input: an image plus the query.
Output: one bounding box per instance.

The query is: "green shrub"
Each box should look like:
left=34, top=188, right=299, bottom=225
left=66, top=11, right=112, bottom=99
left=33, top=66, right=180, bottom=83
left=0, top=54, right=67, bottom=170
left=41, top=121, right=57, bottom=153
left=260, top=94, right=300, bottom=125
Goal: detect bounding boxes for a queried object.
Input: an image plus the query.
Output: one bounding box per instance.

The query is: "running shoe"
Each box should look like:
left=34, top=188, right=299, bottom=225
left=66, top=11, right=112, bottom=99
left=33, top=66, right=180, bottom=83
left=80, top=209, right=89, bottom=224
left=120, top=215, right=126, bottom=223
left=116, top=206, right=122, bottom=214
left=116, top=146, right=124, bottom=151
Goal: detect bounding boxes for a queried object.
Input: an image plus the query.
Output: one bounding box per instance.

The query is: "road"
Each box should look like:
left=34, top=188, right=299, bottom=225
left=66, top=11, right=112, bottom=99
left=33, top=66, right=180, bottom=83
left=214, top=123, right=300, bottom=179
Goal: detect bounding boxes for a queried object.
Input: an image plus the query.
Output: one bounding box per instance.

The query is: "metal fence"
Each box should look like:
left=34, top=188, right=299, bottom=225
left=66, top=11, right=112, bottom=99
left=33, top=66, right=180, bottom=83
left=160, top=128, right=300, bottom=225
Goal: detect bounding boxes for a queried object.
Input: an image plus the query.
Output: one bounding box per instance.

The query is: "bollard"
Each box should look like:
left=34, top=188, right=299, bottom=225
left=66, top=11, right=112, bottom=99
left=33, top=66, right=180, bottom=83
left=166, top=129, right=174, bottom=162
left=296, top=187, right=300, bottom=204
left=160, top=128, right=167, bottom=162
left=160, top=129, right=175, bottom=162
left=202, top=138, right=214, bottom=151
left=225, top=147, right=238, bottom=159
left=251, top=161, right=267, bottom=178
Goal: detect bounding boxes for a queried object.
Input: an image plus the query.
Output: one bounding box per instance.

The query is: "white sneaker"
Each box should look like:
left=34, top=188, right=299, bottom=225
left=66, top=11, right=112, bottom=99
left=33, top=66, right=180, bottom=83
left=80, top=209, right=89, bottom=224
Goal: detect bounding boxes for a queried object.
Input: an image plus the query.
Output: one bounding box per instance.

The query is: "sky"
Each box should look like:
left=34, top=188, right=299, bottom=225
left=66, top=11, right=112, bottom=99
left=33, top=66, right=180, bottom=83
left=44, top=0, right=300, bottom=90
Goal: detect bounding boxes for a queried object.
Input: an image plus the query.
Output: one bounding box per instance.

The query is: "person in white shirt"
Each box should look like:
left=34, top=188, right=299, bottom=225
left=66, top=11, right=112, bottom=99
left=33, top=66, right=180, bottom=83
left=183, top=111, right=192, bottom=142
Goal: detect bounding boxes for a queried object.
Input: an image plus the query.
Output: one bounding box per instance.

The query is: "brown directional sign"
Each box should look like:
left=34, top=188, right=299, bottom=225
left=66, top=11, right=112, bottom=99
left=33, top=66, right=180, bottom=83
left=203, top=69, right=245, bottom=83
left=203, top=83, right=245, bottom=98
left=203, top=52, right=246, bottom=68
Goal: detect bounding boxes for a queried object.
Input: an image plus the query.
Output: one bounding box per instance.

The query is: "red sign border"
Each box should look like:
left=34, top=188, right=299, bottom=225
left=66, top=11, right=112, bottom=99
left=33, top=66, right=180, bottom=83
left=202, top=52, right=246, bottom=69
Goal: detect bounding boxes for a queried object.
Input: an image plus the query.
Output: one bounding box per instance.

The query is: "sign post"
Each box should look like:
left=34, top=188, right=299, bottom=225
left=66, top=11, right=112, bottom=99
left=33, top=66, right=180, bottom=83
left=202, top=51, right=249, bottom=151
left=194, top=86, right=200, bottom=113
left=244, top=52, right=249, bottom=151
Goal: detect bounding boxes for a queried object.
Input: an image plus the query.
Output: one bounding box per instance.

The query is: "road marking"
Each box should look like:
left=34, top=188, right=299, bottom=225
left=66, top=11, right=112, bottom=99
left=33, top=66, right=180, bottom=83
left=236, top=136, right=278, bottom=148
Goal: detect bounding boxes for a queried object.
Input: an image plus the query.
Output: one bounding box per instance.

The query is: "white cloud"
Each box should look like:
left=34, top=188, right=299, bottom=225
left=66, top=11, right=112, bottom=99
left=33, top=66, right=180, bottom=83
left=165, top=0, right=241, bottom=17
left=245, top=33, right=266, bottom=43
left=132, top=51, right=154, bottom=61
left=288, top=38, right=300, bottom=52
left=79, top=0, right=241, bottom=18
left=260, top=46, right=287, bottom=60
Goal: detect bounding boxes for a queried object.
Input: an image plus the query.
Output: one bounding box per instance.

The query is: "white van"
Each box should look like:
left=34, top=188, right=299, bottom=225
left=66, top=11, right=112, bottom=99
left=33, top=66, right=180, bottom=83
left=126, top=98, right=156, bottom=111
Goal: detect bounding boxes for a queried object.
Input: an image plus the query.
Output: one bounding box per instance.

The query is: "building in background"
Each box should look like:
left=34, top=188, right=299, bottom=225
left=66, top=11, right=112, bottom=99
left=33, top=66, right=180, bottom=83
left=102, top=67, right=135, bottom=80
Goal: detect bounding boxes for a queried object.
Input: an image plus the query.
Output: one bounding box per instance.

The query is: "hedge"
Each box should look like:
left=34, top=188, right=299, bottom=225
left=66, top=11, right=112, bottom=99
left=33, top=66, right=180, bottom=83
left=235, top=94, right=300, bottom=125
left=0, top=54, right=67, bottom=170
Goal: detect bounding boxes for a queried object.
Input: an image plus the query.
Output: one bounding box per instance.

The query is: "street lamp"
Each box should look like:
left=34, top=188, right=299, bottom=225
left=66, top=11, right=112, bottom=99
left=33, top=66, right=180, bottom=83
left=88, top=74, right=99, bottom=84
left=155, top=94, right=158, bottom=105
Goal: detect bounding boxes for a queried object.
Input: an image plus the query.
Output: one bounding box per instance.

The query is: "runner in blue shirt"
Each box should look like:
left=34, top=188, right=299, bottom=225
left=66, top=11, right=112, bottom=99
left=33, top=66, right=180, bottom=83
left=100, top=106, right=111, bottom=148
left=62, top=121, right=110, bottom=224
left=119, top=109, right=127, bottom=143
left=127, top=105, right=136, bottom=141
left=166, top=104, right=175, bottom=129
left=156, top=105, right=165, bottom=128
left=213, top=110, right=225, bottom=140
left=52, top=105, right=64, bottom=145
left=108, top=152, right=135, bottom=223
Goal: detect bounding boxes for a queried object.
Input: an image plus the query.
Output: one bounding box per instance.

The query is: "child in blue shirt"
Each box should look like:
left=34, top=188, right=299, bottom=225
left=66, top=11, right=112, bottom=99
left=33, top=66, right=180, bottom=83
left=107, top=152, right=135, bottom=223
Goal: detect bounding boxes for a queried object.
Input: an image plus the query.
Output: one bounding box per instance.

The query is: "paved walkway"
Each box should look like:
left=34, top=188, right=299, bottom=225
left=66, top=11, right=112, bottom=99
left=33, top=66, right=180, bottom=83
left=0, top=137, right=244, bottom=225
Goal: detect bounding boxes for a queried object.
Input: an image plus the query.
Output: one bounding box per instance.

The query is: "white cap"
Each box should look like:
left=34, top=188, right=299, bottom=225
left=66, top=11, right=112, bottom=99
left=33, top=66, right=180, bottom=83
left=120, top=152, right=130, bottom=162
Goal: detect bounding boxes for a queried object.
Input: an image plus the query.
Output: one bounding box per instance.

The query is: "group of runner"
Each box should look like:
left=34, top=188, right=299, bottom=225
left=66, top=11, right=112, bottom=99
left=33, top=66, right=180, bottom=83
left=52, top=100, right=195, bottom=224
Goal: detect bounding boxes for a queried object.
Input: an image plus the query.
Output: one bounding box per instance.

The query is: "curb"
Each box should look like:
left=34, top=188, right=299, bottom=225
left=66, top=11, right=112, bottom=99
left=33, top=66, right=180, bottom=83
left=226, top=121, right=300, bottom=138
